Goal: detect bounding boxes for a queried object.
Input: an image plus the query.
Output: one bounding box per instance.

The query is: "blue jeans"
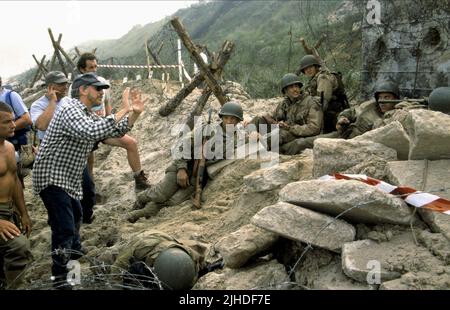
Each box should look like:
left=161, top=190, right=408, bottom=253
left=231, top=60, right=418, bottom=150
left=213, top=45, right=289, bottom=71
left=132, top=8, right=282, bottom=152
left=81, top=166, right=96, bottom=223
left=39, top=185, right=82, bottom=277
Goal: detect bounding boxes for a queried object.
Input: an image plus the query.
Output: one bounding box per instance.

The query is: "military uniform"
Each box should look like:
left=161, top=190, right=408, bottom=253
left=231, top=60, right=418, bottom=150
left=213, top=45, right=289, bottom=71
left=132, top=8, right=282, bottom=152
left=373, top=101, right=427, bottom=129
left=0, top=201, right=32, bottom=289
left=305, top=69, right=348, bottom=133
left=129, top=121, right=246, bottom=222
left=112, top=230, right=207, bottom=289
left=250, top=94, right=322, bottom=148
left=281, top=99, right=382, bottom=155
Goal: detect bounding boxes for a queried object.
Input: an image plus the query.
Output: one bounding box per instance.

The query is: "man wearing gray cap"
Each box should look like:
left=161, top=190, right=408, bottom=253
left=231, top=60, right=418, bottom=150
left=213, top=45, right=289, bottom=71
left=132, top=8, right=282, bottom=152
left=30, top=71, right=70, bottom=141
left=32, top=72, right=146, bottom=289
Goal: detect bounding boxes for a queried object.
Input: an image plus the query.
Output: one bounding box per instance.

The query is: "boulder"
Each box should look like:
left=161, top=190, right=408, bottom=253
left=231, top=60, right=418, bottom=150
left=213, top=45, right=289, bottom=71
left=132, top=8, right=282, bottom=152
left=342, top=232, right=446, bottom=284
left=215, top=224, right=278, bottom=268
left=279, top=179, right=414, bottom=225
left=193, top=260, right=289, bottom=290
left=354, top=121, right=410, bottom=160
left=380, top=270, right=450, bottom=290
left=252, top=202, right=355, bottom=253
left=386, top=160, right=450, bottom=240
left=418, top=230, right=450, bottom=264
left=244, top=155, right=312, bottom=192
left=312, top=138, right=397, bottom=177
left=295, top=256, right=375, bottom=290
left=404, top=110, right=450, bottom=160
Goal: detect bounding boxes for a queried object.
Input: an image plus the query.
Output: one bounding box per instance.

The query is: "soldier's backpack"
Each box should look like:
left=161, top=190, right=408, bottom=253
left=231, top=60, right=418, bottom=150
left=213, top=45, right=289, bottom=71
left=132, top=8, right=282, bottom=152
left=330, top=71, right=349, bottom=110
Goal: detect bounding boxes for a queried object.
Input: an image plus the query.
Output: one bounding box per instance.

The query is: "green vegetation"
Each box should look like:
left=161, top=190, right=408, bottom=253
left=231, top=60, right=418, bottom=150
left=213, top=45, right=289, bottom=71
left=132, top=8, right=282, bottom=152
left=17, top=1, right=364, bottom=99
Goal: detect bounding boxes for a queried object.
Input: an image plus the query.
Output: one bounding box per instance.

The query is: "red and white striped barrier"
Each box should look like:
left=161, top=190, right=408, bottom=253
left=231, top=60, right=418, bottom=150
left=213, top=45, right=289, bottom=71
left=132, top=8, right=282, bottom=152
left=319, top=173, right=450, bottom=215
left=97, top=64, right=181, bottom=69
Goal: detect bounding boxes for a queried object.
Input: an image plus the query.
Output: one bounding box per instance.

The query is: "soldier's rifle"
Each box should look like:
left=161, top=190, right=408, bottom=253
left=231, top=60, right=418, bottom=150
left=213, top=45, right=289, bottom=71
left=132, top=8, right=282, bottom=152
left=193, top=108, right=213, bottom=209
left=377, top=98, right=428, bottom=105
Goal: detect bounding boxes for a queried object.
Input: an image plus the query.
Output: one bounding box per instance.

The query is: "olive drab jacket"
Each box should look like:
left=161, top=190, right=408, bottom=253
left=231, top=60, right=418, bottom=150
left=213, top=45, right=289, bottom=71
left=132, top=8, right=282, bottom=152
left=112, top=230, right=207, bottom=274
left=271, top=94, right=323, bottom=138
left=337, top=99, right=383, bottom=139
left=305, top=69, right=348, bottom=133
left=305, top=69, right=338, bottom=102
left=172, top=121, right=247, bottom=173
left=373, top=101, right=427, bottom=129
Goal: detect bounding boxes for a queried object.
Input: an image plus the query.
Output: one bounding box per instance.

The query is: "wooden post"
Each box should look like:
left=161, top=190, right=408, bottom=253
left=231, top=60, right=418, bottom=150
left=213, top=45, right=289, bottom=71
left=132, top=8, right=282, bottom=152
left=92, top=48, right=97, bottom=54
left=29, top=55, right=47, bottom=88
left=32, top=54, right=48, bottom=75
left=159, top=40, right=234, bottom=117
left=74, top=46, right=82, bottom=56
left=144, top=39, right=153, bottom=79
left=171, top=17, right=227, bottom=106
left=55, top=42, right=76, bottom=70
left=177, top=39, right=183, bottom=85
left=49, top=34, right=62, bottom=71
left=48, top=28, right=67, bottom=76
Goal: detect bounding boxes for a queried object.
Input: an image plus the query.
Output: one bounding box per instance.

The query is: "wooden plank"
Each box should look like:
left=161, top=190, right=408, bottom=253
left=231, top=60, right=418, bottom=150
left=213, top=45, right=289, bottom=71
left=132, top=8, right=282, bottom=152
left=48, top=28, right=67, bottom=76
left=55, top=42, right=76, bottom=69
left=171, top=17, right=227, bottom=106
left=49, top=34, right=62, bottom=71
left=32, top=54, right=48, bottom=75
left=159, top=40, right=234, bottom=117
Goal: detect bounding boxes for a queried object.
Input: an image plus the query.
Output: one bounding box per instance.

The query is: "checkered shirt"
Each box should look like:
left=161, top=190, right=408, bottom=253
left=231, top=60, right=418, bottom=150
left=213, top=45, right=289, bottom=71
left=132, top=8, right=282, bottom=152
left=32, top=98, right=131, bottom=200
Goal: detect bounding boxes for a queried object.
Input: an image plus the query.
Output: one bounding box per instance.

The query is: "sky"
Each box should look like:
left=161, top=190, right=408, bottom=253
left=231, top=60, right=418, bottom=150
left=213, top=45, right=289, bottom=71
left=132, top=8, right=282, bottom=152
left=0, top=0, right=195, bottom=80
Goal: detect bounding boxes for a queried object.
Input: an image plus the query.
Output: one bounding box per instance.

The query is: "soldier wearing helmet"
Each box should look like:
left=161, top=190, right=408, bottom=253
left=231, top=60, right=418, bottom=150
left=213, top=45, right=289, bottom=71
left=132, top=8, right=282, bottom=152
left=128, top=102, right=246, bottom=222
left=109, top=230, right=210, bottom=290
left=280, top=81, right=406, bottom=155
left=335, top=81, right=400, bottom=138
left=246, top=73, right=322, bottom=152
left=297, top=55, right=349, bottom=133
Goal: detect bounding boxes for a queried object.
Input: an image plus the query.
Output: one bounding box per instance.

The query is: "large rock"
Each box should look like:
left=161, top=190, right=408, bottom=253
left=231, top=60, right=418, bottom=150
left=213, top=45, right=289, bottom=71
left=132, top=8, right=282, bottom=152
left=243, top=154, right=313, bottom=192
left=252, top=202, right=356, bottom=253
left=386, top=160, right=450, bottom=240
left=279, top=179, right=414, bottom=225
left=313, top=138, right=397, bottom=177
left=418, top=230, right=450, bottom=264
left=215, top=224, right=279, bottom=268
left=354, top=121, right=410, bottom=160
left=404, top=110, right=450, bottom=160
left=379, top=269, right=450, bottom=290
left=193, top=260, right=289, bottom=290
left=342, top=232, right=446, bottom=284
left=295, top=256, right=375, bottom=290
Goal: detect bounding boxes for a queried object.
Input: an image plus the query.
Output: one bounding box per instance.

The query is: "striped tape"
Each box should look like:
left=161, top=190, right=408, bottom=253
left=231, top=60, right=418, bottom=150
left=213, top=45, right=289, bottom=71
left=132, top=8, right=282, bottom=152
left=97, top=64, right=181, bottom=69
left=319, top=173, right=450, bottom=215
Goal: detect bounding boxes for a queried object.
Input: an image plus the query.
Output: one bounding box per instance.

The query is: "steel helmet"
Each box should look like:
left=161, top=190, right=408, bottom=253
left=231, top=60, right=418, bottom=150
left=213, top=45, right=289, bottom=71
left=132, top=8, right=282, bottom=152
left=218, top=101, right=243, bottom=121
left=298, top=55, right=321, bottom=73
left=153, top=247, right=197, bottom=290
left=374, top=81, right=400, bottom=101
left=428, top=87, right=450, bottom=114
left=280, top=73, right=303, bottom=94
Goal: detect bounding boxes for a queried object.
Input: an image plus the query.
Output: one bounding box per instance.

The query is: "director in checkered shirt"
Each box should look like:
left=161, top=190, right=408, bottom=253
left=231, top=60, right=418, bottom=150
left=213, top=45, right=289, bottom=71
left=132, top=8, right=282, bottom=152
left=32, top=73, right=146, bottom=288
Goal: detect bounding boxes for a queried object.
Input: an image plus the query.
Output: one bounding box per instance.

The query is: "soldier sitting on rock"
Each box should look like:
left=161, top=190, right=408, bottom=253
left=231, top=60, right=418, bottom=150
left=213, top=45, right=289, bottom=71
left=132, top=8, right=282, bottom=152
left=127, top=101, right=246, bottom=223
left=281, top=81, right=417, bottom=155
left=245, top=73, right=322, bottom=153
left=296, top=55, right=349, bottom=134
left=101, top=230, right=220, bottom=290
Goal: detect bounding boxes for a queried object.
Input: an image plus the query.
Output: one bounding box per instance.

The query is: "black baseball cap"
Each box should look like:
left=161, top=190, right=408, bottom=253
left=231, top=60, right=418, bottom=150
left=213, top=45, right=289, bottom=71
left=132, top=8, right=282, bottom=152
left=72, top=73, right=110, bottom=91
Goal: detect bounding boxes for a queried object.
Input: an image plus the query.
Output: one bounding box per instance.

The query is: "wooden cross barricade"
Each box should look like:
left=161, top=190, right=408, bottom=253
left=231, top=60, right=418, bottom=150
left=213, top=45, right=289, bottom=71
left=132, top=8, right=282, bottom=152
left=159, top=17, right=235, bottom=119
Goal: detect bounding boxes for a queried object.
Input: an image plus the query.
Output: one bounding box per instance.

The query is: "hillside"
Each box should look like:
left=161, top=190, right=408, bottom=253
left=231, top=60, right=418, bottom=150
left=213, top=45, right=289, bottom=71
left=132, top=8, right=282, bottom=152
left=14, top=0, right=363, bottom=99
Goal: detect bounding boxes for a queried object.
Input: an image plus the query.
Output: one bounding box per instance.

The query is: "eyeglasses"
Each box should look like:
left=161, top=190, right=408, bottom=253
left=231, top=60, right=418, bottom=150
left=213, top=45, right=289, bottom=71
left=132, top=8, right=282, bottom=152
left=89, top=85, right=104, bottom=91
